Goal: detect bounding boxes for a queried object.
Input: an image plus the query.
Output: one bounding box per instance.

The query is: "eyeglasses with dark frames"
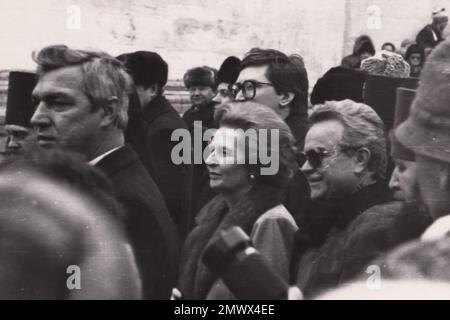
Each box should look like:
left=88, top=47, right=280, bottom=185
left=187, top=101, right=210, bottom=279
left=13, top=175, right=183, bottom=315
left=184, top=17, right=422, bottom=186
left=229, top=80, right=274, bottom=101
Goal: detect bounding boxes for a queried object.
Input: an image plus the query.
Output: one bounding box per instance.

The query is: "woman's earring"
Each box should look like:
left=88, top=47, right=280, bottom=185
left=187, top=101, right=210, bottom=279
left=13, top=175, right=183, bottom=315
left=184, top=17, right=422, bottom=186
left=250, top=174, right=255, bottom=180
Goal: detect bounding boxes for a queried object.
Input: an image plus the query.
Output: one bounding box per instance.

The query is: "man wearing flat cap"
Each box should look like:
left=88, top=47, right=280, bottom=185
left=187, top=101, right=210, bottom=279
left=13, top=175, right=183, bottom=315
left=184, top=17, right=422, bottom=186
left=118, top=51, right=194, bottom=243
left=416, top=7, right=448, bottom=51
left=4, top=71, right=37, bottom=157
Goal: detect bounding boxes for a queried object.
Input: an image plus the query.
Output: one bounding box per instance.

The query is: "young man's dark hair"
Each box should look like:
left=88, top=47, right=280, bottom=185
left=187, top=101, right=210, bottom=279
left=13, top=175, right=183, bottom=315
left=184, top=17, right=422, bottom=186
left=240, top=48, right=309, bottom=116
left=117, top=51, right=168, bottom=96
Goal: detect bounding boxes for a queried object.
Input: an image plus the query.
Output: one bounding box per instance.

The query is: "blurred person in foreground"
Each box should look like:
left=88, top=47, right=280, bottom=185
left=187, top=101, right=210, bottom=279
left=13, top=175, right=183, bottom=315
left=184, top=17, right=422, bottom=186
left=29, top=45, right=177, bottom=299
left=395, top=39, right=450, bottom=237
left=0, top=151, right=141, bottom=299
left=176, top=102, right=299, bottom=299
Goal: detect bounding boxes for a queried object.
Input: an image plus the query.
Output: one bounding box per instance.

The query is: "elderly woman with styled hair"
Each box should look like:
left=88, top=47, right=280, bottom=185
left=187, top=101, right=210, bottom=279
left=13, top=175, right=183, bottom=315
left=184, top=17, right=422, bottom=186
left=175, top=101, right=299, bottom=300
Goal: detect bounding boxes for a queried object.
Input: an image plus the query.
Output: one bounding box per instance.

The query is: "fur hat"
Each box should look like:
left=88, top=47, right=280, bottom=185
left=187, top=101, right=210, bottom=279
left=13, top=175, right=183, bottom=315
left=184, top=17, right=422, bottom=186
left=183, top=66, right=217, bottom=89
left=217, top=56, right=241, bottom=84
left=390, top=87, right=416, bottom=161
left=361, top=51, right=411, bottom=78
left=364, top=74, right=418, bottom=131
left=396, top=40, right=450, bottom=164
left=116, top=51, right=168, bottom=88
left=5, top=71, right=37, bottom=128
left=311, top=66, right=365, bottom=105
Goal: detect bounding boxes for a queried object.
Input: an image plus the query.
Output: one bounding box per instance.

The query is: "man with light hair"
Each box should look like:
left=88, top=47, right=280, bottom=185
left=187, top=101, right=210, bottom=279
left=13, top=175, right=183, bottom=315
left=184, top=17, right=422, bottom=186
left=30, top=45, right=178, bottom=299
left=292, top=99, right=422, bottom=299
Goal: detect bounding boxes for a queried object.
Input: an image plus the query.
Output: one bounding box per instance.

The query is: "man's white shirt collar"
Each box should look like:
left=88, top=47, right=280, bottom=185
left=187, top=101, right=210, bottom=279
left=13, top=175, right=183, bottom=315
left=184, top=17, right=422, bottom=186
left=88, top=146, right=123, bottom=166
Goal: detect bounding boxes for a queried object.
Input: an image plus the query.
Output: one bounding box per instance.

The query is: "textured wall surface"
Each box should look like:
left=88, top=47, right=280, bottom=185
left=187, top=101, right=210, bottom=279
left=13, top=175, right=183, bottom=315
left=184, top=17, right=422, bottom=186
left=0, top=0, right=449, bottom=118
left=1, top=0, right=449, bottom=82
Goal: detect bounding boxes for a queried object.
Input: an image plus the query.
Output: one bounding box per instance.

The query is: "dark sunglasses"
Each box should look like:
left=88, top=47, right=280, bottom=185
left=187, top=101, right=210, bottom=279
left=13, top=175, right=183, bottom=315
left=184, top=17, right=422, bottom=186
left=298, top=149, right=332, bottom=168
left=228, top=80, right=274, bottom=101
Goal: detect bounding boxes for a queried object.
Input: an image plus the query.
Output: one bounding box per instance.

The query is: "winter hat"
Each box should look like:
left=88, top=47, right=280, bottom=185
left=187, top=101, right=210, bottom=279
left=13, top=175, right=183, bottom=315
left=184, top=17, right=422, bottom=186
left=310, top=66, right=365, bottom=105
left=390, top=87, right=417, bottom=161
left=5, top=71, right=37, bottom=128
left=183, top=66, right=217, bottom=89
left=116, top=51, right=168, bottom=88
left=361, top=50, right=411, bottom=78
left=432, top=7, right=448, bottom=23
left=217, top=56, right=241, bottom=84
left=396, top=39, right=450, bottom=164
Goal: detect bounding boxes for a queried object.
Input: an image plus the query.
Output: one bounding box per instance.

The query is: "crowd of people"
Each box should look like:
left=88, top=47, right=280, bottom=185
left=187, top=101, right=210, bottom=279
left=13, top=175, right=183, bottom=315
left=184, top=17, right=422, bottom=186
left=1, top=7, right=450, bottom=300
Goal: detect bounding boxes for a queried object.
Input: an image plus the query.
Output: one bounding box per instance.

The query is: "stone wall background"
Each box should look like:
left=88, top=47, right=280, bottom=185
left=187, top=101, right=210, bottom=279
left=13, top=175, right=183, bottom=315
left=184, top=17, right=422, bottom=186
left=0, top=0, right=449, bottom=119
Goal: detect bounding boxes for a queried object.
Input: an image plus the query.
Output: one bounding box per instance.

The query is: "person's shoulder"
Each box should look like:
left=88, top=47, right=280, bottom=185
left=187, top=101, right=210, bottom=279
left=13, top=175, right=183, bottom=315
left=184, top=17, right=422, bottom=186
left=255, top=205, right=298, bottom=228
left=352, top=201, right=402, bottom=231
left=344, top=200, right=404, bottom=247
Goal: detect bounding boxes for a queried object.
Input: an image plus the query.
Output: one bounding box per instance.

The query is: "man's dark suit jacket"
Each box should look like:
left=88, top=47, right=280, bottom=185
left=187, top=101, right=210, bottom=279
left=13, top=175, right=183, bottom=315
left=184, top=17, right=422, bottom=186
left=144, top=95, right=193, bottom=243
left=96, top=144, right=178, bottom=300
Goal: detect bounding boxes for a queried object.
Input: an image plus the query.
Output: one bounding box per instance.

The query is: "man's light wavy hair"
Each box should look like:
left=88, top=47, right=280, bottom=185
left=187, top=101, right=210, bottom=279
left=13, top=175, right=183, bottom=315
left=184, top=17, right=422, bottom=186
left=33, top=45, right=133, bottom=130
left=309, top=99, right=387, bottom=180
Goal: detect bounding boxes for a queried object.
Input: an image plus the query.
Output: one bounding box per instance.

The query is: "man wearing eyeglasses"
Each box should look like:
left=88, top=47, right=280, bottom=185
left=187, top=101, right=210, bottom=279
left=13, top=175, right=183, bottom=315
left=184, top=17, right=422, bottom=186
left=232, top=48, right=309, bottom=149
left=291, top=100, right=423, bottom=298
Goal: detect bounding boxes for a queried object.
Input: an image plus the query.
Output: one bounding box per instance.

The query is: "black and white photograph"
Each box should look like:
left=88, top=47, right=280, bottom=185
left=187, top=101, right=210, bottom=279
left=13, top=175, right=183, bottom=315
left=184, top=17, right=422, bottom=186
left=0, top=0, right=450, bottom=306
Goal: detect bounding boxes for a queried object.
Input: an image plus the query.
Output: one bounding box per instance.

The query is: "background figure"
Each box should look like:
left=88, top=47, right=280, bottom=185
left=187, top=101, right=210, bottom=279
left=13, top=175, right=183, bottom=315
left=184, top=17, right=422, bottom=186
left=362, top=52, right=418, bottom=132
left=381, top=42, right=396, bottom=52
left=404, top=44, right=425, bottom=78
left=0, top=152, right=142, bottom=299
left=30, top=45, right=178, bottom=299
left=389, top=88, right=420, bottom=202
left=416, top=7, right=448, bottom=50
left=310, top=66, right=365, bottom=105
left=212, top=56, right=241, bottom=108
left=118, top=51, right=194, bottom=243
left=3, top=71, right=37, bottom=158
left=177, top=102, right=298, bottom=299
left=182, top=66, right=218, bottom=130
left=341, top=35, right=375, bottom=69
left=397, top=39, right=415, bottom=58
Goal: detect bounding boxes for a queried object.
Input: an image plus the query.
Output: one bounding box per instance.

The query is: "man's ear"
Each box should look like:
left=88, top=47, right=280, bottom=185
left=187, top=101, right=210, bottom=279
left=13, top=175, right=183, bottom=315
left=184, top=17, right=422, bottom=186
left=439, top=163, right=450, bottom=191
left=148, top=84, right=159, bottom=98
left=353, top=147, right=371, bottom=174
left=100, top=97, right=119, bottom=128
left=279, top=92, right=295, bottom=108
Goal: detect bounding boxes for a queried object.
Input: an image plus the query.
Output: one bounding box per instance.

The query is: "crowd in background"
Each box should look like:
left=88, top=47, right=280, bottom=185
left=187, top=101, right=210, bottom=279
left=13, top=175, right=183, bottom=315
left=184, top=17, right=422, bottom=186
left=1, top=6, right=450, bottom=300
